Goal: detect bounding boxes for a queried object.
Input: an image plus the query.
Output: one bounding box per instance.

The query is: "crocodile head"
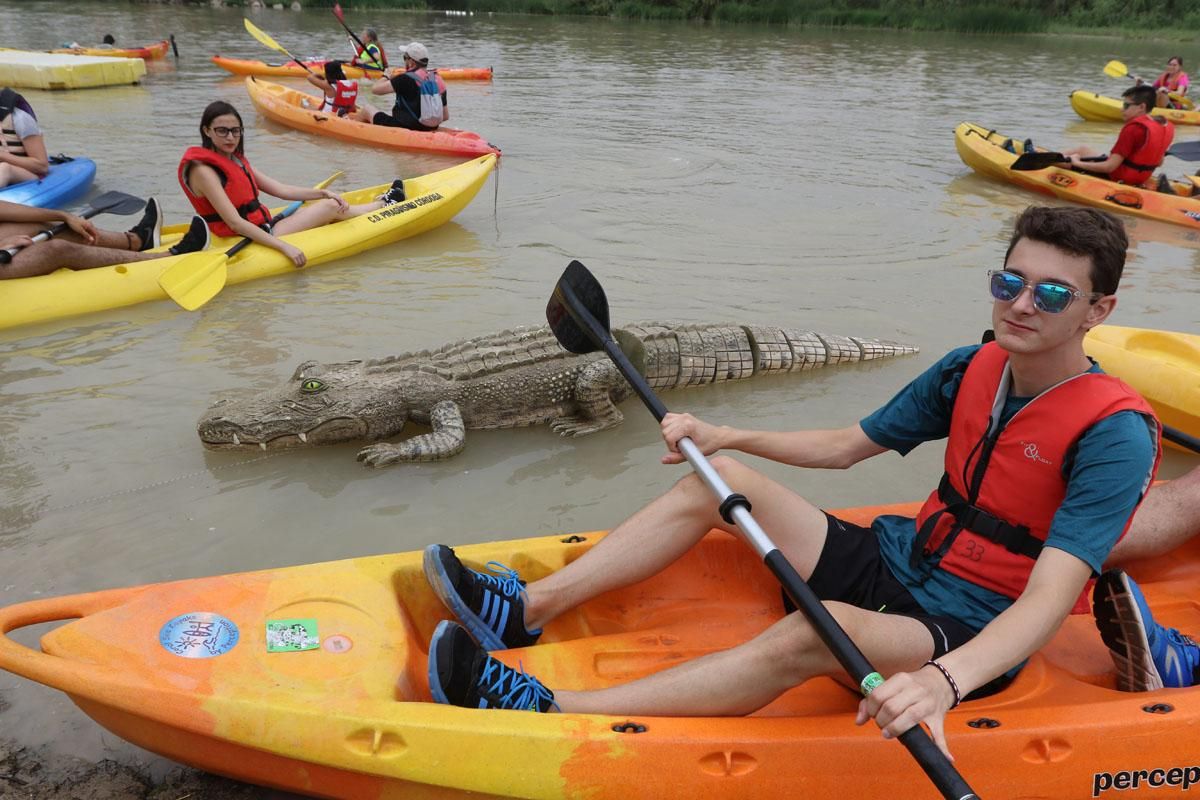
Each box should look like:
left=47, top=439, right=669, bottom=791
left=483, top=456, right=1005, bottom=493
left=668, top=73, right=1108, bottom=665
left=197, top=359, right=411, bottom=451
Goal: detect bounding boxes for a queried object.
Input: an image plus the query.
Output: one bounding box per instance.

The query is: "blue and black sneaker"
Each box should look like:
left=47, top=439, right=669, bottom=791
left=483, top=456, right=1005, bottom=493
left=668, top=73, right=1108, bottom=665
left=423, top=544, right=542, bottom=651
left=428, top=620, right=557, bottom=712
left=1093, top=569, right=1200, bottom=691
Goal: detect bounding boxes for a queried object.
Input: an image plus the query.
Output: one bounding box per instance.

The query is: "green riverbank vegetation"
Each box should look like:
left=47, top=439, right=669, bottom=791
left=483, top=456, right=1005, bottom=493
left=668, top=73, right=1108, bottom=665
left=191, top=0, right=1200, bottom=39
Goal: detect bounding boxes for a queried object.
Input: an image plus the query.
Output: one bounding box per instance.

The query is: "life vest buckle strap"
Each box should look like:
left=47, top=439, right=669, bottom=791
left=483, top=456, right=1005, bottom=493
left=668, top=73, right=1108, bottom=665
left=938, top=475, right=1042, bottom=559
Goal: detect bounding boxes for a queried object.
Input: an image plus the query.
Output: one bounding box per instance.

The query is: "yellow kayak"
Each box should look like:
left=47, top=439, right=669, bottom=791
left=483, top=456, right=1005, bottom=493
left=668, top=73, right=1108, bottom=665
left=0, top=154, right=496, bottom=333
left=3, top=504, right=1200, bottom=798
left=1069, top=90, right=1200, bottom=126
left=1085, top=325, right=1200, bottom=447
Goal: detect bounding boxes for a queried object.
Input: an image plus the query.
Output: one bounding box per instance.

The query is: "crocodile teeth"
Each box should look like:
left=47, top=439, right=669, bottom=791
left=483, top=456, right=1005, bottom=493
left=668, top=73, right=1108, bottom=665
left=231, top=433, right=240, bottom=446
left=298, top=432, right=308, bottom=443
left=259, top=442, right=268, bottom=451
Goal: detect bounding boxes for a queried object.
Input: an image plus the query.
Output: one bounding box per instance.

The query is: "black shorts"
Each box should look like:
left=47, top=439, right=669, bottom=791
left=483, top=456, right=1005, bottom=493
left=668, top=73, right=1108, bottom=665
left=371, top=111, right=434, bottom=132
left=796, top=512, right=979, bottom=660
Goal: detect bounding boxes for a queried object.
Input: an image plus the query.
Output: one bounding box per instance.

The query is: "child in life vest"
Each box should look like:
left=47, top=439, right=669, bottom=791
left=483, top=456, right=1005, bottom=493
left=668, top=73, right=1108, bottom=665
left=305, top=61, right=358, bottom=117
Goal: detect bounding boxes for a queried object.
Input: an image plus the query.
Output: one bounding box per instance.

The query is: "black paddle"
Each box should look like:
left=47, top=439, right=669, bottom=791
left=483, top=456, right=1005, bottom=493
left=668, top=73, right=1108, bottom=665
left=0, top=191, right=145, bottom=264
left=1012, top=143, right=1200, bottom=171
left=170, top=33, right=178, bottom=59
left=545, top=260, right=980, bottom=800
left=1163, top=425, right=1200, bottom=454
left=1167, top=140, right=1200, bottom=161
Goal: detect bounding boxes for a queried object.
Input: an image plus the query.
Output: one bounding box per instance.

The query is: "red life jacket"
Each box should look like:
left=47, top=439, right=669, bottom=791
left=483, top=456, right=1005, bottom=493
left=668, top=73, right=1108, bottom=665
left=911, top=343, right=1160, bottom=614
left=177, top=146, right=271, bottom=238
left=1111, top=115, right=1174, bottom=185
left=1155, top=70, right=1187, bottom=93
left=320, top=79, right=358, bottom=116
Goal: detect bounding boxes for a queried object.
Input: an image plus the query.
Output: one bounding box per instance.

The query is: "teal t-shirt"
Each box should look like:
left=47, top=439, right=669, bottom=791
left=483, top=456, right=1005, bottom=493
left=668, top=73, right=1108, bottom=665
left=860, top=345, right=1158, bottom=634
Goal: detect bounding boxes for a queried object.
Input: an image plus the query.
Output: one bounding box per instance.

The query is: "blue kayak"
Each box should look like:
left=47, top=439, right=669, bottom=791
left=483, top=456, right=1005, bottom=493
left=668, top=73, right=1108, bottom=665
left=0, top=156, right=96, bottom=208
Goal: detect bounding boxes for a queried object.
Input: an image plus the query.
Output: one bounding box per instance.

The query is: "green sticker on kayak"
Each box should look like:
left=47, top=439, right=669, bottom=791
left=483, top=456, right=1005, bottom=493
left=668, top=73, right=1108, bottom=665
left=265, top=618, right=319, bottom=652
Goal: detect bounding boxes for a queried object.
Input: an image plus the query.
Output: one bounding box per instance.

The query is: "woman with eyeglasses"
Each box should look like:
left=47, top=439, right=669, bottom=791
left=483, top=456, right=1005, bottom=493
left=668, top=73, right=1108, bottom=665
left=1062, top=85, right=1173, bottom=188
left=178, top=101, right=405, bottom=268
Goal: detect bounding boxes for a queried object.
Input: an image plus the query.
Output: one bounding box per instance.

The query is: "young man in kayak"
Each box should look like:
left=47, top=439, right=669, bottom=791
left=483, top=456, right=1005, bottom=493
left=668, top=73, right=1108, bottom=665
left=0, top=198, right=209, bottom=280
left=180, top=101, right=405, bottom=268
left=0, top=88, right=49, bottom=189
left=354, top=43, right=448, bottom=132
left=1063, top=85, right=1173, bottom=188
left=1093, top=465, right=1200, bottom=691
left=423, top=206, right=1160, bottom=757
left=350, top=27, right=386, bottom=72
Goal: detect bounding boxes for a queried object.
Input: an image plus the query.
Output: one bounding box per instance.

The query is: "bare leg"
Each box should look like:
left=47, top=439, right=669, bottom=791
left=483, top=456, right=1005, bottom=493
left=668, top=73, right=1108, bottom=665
left=1108, top=466, right=1200, bottom=565
left=1061, top=145, right=1104, bottom=158
left=3, top=238, right=164, bottom=279
left=0, top=223, right=141, bottom=251
left=523, top=455, right=829, bottom=630
left=271, top=197, right=387, bottom=236
left=0, top=163, right=39, bottom=188
left=355, top=102, right=380, bottom=123
left=555, top=601, right=934, bottom=716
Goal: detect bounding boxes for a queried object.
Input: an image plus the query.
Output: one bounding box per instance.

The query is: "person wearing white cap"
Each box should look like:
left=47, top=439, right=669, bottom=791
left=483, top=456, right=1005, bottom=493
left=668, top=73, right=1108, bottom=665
left=355, top=41, right=449, bottom=132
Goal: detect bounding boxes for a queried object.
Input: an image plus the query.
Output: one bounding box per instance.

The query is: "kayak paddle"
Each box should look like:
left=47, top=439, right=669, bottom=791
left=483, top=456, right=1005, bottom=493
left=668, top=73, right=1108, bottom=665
left=1167, top=140, right=1200, bottom=161
left=1010, top=152, right=1109, bottom=171
left=156, top=171, right=343, bottom=312
left=243, top=18, right=317, bottom=77
left=332, top=2, right=382, bottom=70
left=169, top=33, right=178, bottom=59
left=545, top=260, right=980, bottom=800
left=1163, top=424, right=1200, bottom=455
left=0, top=191, right=145, bottom=265
left=1104, top=59, right=1193, bottom=110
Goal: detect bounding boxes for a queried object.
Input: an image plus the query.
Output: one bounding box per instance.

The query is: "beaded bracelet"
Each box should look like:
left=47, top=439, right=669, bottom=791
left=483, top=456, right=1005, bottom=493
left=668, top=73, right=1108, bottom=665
left=924, top=659, right=962, bottom=709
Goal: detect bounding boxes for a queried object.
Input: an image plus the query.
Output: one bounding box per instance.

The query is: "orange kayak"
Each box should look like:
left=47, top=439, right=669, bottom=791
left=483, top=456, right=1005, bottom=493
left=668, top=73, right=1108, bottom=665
left=245, top=77, right=500, bottom=158
left=955, top=122, right=1200, bottom=231
left=2, top=499, right=1198, bottom=799
left=212, top=55, right=493, bottom=81
left=50, top=38, right=171, bottom=60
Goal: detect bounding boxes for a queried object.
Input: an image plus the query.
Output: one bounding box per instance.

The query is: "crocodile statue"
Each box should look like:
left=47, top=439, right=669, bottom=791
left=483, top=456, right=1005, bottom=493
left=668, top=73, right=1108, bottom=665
left=197, top=321, right=918, bottom=466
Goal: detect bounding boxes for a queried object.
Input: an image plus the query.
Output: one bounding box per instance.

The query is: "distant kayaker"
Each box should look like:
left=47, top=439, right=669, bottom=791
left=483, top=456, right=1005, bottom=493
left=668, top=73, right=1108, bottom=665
left=1093, top=465, right=1200, bottom=692
left=422, top=206, right=1160, bottom=759
left=0, top=88, right=49, bottom=189
left=355, top=43, right=448, bottom=132
left=0, top=198, right=209, bottom=280
left=1063, top=85, right=1173, bottom=188
left=350, top=27, right=387, bottom=72
left=178, top=101, right=406, bottom=268
left=1136, top=56, right=1190, bottom=109
left=305, top=60, right=358, bottom=117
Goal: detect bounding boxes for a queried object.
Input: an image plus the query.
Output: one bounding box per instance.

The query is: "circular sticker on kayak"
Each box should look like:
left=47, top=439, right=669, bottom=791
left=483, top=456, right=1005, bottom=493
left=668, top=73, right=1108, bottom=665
left=159, top=612, right=239, bottom=659
left=322, top=634, right=353, bottom=653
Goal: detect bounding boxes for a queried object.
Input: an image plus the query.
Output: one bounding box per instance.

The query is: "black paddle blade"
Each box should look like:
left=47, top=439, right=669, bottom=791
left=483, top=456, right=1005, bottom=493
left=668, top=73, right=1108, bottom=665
left=88, top=191, right=147, bottom=216
left=170, top=33, right=179, bottom=58
left=1167, top=140, right=1200, bottom=161
left=546, top=260, right=610, bottom=354
left=1010, top=151, right=1070, bottom=171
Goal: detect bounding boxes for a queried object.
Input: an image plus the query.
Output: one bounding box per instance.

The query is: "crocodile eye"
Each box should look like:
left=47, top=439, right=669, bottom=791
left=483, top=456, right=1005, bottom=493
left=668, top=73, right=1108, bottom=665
left=300, top=378, right=326, bottom=394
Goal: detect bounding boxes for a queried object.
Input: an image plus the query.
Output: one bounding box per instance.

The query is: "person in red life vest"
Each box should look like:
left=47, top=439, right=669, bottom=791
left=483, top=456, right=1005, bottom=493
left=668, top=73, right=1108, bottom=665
left=0, top=197, right=209, bottom=280
left=420, top=206, right=1160, bottom=760
left=0, top=87, right=49, bottom=189
left=354, top=42, right=448, bottom=132
left=178, top=101, right=405, bottom=268
left=1139, top=56, right=1190, bottom=109
left=305, top=60, right=358, bottom=117
left=1062, top=85, right=1174, bottom=187
left=350, top=27, right=387, bottom=72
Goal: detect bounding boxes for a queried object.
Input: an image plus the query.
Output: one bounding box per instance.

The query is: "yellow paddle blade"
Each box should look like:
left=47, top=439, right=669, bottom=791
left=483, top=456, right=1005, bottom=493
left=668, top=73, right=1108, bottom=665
left=157, top=251, right=229, bottom=312
left=316, top=170, right=344, bottom=190
left=243, top=17, right=289, bottom=57
left=1104, top=59, right=1129, bottom=79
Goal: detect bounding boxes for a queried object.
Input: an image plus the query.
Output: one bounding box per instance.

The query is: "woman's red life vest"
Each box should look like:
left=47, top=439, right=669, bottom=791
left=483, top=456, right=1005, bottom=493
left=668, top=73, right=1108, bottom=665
left=1111, top=115, right=1174, bottom=185
left=320, top=79, right=358, bottom=116
left=911, top=343, right=1160, bottom=614
left=177, top=146, right=272, bottom=238
left=1154, top=70, right=1187, bottom=93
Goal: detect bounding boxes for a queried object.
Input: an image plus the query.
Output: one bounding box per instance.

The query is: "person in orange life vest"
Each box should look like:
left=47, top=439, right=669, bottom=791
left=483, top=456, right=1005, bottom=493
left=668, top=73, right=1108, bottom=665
left=422, top=206, right=1159, bottom=759
left=350, top=27, right=387, bottom=71
left=1063, top=85, right=1174, bottom=187
left=354, top=42, right=448, bottom=132
left=178, top=101, right=405, bottom=268
left=0, top=88, right=49, bottom=189
left=305, top=60, right=358, bottom=117
left=1136, top=56, right=1190, bottom=110
left=0, top=198, right=209, bottom=280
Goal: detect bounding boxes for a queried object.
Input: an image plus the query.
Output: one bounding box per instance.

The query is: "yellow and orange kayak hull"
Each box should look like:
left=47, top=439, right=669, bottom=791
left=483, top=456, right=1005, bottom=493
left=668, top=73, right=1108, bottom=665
left=245, top=77, right=500, bottom=158
left=212, top=55, right=493, bottom=81
left=1070, top=90, right=1200, bottom=126
left=3, top=502, right=1200, bottom=799
left=50, top=39, right=171, bottom=60
left=955, top=122, right=1200, bottom=230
